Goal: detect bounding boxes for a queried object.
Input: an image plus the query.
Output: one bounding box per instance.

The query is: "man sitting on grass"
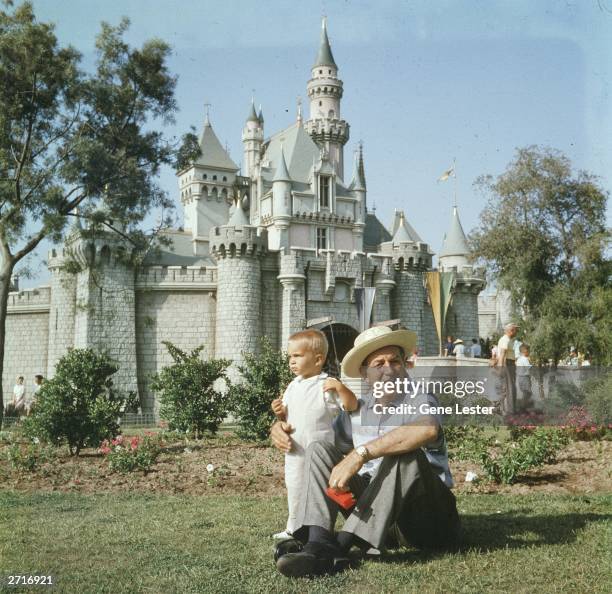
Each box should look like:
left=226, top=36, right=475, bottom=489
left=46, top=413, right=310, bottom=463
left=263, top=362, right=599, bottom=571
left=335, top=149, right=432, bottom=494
left=270, top=326, right=461, bottom=578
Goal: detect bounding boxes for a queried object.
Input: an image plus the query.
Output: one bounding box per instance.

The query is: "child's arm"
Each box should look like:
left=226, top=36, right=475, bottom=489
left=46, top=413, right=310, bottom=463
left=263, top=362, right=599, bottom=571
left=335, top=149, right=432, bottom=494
left=323, top=378, right=358, bottom=412
left=271, top=397, right=287, bottom=421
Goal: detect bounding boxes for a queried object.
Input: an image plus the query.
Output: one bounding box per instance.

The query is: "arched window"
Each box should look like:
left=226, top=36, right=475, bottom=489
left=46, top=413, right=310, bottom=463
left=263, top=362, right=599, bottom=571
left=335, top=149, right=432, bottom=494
left=203, top=174, right=207, bottom=180
left=222, top=176, right=227, bottom=182
left=212, top=175, right=217, bottom=181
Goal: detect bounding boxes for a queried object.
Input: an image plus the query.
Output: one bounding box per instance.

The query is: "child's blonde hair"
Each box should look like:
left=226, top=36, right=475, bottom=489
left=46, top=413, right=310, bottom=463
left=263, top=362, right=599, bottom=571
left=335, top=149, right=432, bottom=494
left=288, top=329, right=329, bottom=359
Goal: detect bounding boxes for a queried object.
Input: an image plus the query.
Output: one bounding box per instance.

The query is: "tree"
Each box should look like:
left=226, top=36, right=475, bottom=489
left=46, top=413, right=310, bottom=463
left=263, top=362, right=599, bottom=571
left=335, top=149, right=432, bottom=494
left=227, top=337, right=294, bottom=441
left=471, top=146, right=611, bottom=364
left=151, top=342, right=231, bottom=437
left=0, top=2, right=178, bottom=424
left=22, top=348, right=126, bottom=455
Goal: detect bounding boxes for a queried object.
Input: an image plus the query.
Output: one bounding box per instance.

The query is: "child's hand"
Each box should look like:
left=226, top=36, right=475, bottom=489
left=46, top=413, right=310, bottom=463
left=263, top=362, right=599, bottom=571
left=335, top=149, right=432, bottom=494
left=323, top=378, right=342, bottom=392
left=271, top=398, right=285, bottom=417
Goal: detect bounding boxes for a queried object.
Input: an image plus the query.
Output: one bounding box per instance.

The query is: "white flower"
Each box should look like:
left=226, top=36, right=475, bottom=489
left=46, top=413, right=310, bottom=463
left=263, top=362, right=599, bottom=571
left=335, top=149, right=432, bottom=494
left=206, top=464, right=214, bottom=473
left=115, top=445, right=122, bottom=451
left=32, top=437, right=40, bottom=444
left=465, top=471, right=479, bottom=483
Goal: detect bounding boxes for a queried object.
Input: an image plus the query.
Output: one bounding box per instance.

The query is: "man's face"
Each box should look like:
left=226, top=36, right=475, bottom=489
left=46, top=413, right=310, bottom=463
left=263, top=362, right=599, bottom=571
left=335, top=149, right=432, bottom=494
left=362, top=346, right=406, bottom=388
left=507, top=326, right=517, bottom=338
left=288, top=342, right=324, bottom=378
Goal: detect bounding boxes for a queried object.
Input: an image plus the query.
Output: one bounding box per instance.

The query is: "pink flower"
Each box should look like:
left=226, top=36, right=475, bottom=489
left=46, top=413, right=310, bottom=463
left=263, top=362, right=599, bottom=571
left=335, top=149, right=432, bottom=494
left=130, top=436, right=139, bottom=450
left=100, top=446, right=111, bottom=455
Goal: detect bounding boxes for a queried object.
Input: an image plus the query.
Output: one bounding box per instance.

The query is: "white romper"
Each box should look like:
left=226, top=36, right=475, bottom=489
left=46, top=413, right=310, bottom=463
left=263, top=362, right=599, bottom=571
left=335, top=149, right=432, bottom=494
left=282, top=372, right=340, bottom=534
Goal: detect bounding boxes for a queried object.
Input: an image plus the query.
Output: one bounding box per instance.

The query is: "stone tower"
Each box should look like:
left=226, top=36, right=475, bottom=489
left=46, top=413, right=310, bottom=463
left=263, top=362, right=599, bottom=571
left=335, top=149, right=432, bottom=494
left=242, top=100, right=264, bottom=179
left=380, top=212, right=438, bottom=354
left=304, top=18, right=350, bottom=178
left=439, top=206, right=486, bottom=342
left=46, top=224, right=78, bottom=377
left=209, top=201, right=267, bottom=372
left=66, top=228, right=139, bottom=397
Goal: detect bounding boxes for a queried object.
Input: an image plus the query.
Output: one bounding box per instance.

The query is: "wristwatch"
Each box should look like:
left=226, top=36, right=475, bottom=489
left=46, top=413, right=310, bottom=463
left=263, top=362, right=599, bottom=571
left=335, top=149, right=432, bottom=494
left=355, top=445, right=370, bottom=462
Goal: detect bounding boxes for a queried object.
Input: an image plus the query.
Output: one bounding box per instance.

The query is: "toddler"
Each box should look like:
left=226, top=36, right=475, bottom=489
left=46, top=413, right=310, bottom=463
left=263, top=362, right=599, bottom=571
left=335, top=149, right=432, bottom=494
left=271, top=329, right=357, bottom=537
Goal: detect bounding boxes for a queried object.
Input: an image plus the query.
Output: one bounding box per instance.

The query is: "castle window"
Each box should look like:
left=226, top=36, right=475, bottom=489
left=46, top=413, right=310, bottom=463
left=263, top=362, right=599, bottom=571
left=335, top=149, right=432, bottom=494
left=203, top=174, right=207, bottom=179
left=319, top=69, right=322, bottom=74
left=213, top=175, right=217, bottom=181
left=222, top=176, right=227, bottom=182
left=317, top=227, right=327, bottom=250
left=328, top=69, right=331, bottom=74
left=319, top=101, right=322, bottom=107
left=318, top=175, right=331, bottom=208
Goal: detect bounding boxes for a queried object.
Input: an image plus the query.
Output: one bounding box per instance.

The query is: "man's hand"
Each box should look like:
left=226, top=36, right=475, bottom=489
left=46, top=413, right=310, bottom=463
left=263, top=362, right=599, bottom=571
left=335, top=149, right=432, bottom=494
left=270, top=421, right=294, bottom=453
left=328, top=451, right=363, bottom=492
left=323, top=378, right=342, bottom=392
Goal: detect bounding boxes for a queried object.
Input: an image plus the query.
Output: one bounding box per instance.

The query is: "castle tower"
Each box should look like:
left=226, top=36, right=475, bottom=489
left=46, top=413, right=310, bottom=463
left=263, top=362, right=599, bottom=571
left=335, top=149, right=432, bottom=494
left=271, top=145, right=292, bottom=250
left=379, top=213, right=438, bottom=354
left=305, top=18, right=350, bottom=179
left=439, top=206, right=486, bottom=343
left=67, top=229, right=139, bottom=398
left=210, top=200, right=267, bottom=374
left=348, top=144, right=366, bottom=251
left=178, top=113, right=239, bottom=255
left=242, top=100, right=264, bottom=179
left=46, top=222, right=79, bottom=377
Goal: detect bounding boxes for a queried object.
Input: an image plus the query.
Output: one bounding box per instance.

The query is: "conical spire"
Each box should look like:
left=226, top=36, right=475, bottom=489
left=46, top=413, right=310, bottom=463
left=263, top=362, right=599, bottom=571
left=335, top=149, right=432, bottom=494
left=227, top=198, right=250, bottom=226
left=313, top=17, right=337, bottom=68
left=273, top=145, right=291, bottom=182
left=258, top=105, right=264, bottom=125
left=439, top=206, right=470, bottom=257
left=350, top=145, right=365, bottom=190
left=246, top=99, right=258, bottom=123
left=393, top=213, right=413, bottom=243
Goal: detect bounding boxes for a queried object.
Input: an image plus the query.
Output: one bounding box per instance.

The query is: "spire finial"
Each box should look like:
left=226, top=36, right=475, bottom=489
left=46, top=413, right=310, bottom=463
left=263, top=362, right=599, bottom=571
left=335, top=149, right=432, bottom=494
left=297, top=96, right=303, bottom=123
left=204, top=101, right=211, bottom=125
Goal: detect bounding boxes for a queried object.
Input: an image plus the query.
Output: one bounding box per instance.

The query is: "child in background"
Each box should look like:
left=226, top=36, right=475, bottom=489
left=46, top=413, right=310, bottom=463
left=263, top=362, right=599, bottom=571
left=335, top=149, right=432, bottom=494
left=516, top=343, right=533, bottom=409
left=271, top=329, right=358, bottom=538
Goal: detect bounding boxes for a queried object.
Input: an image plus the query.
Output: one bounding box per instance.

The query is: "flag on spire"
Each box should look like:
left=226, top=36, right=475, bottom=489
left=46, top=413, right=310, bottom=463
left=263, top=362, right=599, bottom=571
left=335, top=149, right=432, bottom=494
left=437, top=164, right=455, bottom=183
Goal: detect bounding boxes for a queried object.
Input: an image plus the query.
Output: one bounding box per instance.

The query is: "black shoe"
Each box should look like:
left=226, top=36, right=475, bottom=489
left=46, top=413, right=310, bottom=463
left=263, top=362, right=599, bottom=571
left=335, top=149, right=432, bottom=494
left=273, top=538, right=303, bottom=562
left=276, top=542, right=348, bottom=578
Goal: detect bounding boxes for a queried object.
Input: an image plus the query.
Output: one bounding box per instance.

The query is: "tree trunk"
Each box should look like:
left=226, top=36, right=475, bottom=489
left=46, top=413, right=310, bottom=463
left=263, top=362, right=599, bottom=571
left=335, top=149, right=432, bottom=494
left=0, top=259, right=15, bottom=428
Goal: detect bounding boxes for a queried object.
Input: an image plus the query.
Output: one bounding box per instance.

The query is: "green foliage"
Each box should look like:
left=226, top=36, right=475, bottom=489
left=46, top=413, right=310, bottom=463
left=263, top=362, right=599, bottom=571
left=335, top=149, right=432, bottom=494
left=444, top=425, right=496, bottom=462
left=174, top=128, right=202, bottom=171
left=227, top=337, right=293, bottom=441
left=99, top=433, right=161, bottom=474
left=6, top=441, right=56, bottom=472
left=22, top=349, right=125, bottom=455
left=480, top=428, right=569, bottom=484
left=471, top=146, right=611, bottom=365
left=584, top=373, right=612, bottom=425
left=150, top=342, right=230, bottom=438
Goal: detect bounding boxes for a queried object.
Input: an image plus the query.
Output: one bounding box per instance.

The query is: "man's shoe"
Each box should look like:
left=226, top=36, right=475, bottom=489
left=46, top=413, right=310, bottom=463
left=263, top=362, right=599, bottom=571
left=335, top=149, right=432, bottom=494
left=276, top=542, right=348, bottom=578
left=273, top=538, right=303, bottom=562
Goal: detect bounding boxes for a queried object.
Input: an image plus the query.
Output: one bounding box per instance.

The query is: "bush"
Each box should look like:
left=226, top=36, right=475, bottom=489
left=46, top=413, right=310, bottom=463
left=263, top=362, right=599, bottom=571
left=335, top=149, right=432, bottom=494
left=480, top=427, right=569, bottom=484
left=99, top=433, right=161, bottom=474
left=444, top=425, right=496, bottom=462
left=22, top=349, right=126, bottom=455
left=6, top=441, right=56, bottom=472
left=227, top=337, right=293, bottom=441
left=151, top=342, right=230, bottom=437
left=584, top=373, right=612, bottom=425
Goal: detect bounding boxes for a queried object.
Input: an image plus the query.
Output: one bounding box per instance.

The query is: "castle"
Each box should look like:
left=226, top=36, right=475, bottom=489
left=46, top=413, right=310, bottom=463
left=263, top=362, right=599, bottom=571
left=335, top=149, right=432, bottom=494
left=3, top=20, right=489, bottom=412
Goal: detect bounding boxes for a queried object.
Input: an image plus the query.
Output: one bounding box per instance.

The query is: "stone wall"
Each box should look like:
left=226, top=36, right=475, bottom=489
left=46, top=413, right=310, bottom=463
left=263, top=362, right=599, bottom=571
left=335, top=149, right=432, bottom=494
left=135, top=290, right=217, bottom=412
left=3, top=288, right=50, bottom=406
left=446, top=289, right=480, bottom=344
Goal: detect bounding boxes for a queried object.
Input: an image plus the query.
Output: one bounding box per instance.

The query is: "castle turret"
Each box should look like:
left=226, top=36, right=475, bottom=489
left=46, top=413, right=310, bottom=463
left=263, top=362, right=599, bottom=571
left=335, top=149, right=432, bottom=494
left=178, top=113, right=238, bottom=256
left=272, top=145, right=292, bottom=250
left=305, top=18, right=350, bottom=179
left=210, top=201, right=267, bottom=375
left=64, top=227, right=139, bottom=399
left=438, top=206, right=486, bottom=344
left=242, top=99, right=264, bottom=179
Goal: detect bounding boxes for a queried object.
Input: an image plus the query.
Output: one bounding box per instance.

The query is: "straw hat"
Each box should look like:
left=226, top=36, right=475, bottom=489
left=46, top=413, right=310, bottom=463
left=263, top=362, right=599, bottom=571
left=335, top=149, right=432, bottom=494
left=341, top=326, right=417, bottom=378
left=453, top=338, right=464, bottom=345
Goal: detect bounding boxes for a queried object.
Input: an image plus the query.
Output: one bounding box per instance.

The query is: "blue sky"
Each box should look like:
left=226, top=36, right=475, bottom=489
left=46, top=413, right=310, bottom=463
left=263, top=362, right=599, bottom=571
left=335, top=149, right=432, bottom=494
left=20, top=0, right=612, bottom=288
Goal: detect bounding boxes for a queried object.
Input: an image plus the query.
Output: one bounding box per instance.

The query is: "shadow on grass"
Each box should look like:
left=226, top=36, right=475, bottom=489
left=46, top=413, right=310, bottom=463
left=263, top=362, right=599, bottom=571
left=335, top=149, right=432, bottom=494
left=382, top=510, right=611, bottom=565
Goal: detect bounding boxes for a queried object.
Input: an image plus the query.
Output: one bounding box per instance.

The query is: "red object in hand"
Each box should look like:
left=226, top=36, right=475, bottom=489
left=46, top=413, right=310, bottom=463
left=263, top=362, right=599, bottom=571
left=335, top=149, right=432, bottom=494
left=325, top=487, right=356, bottom=510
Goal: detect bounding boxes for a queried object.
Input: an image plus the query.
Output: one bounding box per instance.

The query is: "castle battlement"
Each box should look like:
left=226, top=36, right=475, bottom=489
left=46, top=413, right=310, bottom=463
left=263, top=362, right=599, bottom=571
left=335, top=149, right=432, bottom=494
left=136, top=265, right=217, bottom=290
left=379, top=240, right=433, bottom=270
left=209, top=225, right=267, bottom=258
left=304, top=119, right=349, bottom=143
left=7, top=286, right=51, bottom=313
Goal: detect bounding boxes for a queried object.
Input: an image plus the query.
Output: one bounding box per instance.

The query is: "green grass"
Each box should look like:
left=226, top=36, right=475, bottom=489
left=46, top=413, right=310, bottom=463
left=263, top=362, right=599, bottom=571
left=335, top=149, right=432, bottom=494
left=1, top=492, right=611, bottom=594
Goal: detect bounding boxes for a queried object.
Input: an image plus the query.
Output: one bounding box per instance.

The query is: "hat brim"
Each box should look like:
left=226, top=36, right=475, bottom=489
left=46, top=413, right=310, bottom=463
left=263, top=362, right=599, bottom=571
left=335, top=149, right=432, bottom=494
left=341, top=329, right=417, bottom=378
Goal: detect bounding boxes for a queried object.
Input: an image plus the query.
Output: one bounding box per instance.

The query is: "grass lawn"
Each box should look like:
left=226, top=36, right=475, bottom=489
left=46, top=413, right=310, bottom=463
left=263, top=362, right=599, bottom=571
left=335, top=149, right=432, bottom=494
left=1, top=492, right=610, bottom=594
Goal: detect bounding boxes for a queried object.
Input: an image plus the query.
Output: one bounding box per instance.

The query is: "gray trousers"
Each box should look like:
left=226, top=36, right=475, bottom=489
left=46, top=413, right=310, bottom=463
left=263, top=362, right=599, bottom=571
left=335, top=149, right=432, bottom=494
left=293, top=441, right=460, bottom=550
